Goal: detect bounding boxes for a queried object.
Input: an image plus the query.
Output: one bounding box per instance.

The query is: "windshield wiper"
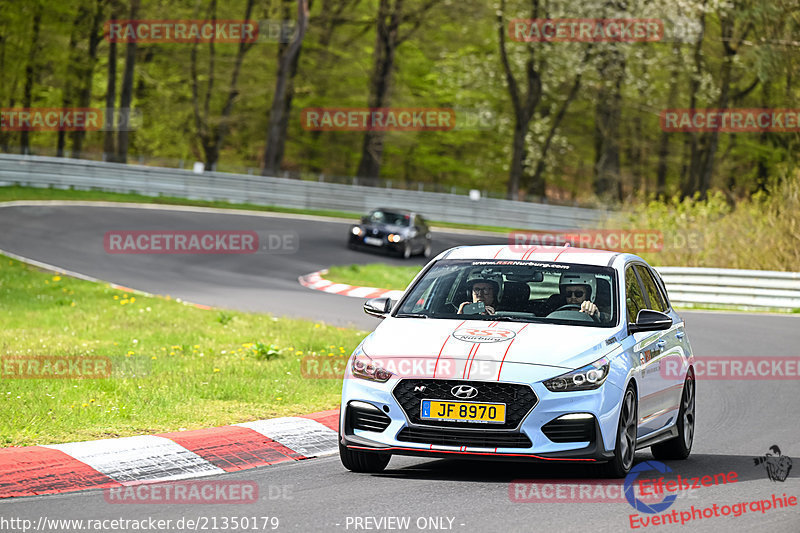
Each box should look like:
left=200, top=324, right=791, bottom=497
left=394, top=313, right=429, bottom=318
left=486, top=316, right=541, bottom=323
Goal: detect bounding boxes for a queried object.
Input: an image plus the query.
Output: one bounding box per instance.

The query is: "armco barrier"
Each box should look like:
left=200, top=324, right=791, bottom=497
left=0, top=154, right=606, bottom=230
left=655, top=267, right=800, bottom=310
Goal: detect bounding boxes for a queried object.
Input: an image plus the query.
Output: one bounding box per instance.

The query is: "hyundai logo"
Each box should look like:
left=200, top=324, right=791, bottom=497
left=450, top=385, right=478, bottom=399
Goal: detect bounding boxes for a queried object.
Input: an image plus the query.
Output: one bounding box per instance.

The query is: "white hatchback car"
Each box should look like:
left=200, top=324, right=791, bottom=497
left=339, top=245, right=695, bottom=477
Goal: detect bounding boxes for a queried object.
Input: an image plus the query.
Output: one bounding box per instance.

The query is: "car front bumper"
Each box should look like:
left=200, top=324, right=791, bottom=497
left=339, top=374, right=625, bottom=463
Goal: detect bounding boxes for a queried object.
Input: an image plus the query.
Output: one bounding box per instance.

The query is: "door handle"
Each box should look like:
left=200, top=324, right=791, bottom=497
left=656, top=340, right=666, bottom=348
left=676, top=331, right=685, bottom=340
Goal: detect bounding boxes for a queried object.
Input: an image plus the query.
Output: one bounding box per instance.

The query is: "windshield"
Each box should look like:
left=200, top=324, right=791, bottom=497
left=367, top=211, right=410, bottom=226
left=395, top=259, right=618, bottom=327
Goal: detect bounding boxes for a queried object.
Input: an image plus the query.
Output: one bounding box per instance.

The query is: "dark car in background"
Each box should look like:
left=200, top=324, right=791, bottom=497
left=348, top=208, right=432, bottom=259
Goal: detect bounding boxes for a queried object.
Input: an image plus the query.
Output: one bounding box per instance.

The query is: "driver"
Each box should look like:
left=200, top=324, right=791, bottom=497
left=458, top=275, right=499, bottom=315
left=556, top=272, right=601, bottom=320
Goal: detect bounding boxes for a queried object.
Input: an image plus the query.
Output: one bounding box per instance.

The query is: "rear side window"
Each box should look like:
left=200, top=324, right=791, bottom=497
left=625, top=266, right=646, bottom=323
left=635, top=265, right=668, bottom=313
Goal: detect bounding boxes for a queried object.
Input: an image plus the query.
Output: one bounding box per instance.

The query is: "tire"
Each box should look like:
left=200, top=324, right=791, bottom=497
left=339, top=441, right=391, bottom=473
left=604, top=386, right=638, bottom=478
left=651, top=373, right=695, bottom=460
left=421, top=241, right=432, bottom=258
left=401, top=242, right=411, bottom=259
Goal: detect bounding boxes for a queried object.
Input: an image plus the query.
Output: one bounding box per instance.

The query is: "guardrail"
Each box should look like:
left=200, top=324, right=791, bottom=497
left=655, top=267, right=800, bottom=311
left=0, top=154, right=607, bottom=230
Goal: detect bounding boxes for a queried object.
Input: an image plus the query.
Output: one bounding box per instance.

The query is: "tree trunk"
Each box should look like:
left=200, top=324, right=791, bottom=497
left=497, top=0, right=541, bottom=201
left=57, top=3, right=88, bottom=158
left=103, top=0, right=120, bottom=162
left=681, top=8, right=706, bottom=198
left=116, top=0, right=140, bottom=163
left=262, top=0, right=309, bottom=175
left=593, top=50, right=624, bottom=202
left=655, top=45, right=682, bottom=199
left=71, top=0, right=105, bottom=159
left=530, top=68, right=583, bottom=198
left=353, top=0, right=401, bottom=180
left=20, top=3, right=43, bottom=156
left=698, top=14, right=736, bottom=198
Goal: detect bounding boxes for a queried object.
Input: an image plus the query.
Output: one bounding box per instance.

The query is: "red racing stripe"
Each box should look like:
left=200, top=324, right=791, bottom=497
left=159, top=426, right=303, bottom=472
left=495, top=323, right=529, bottom=380
left=464, top=343, right=480, bottom=379
left=522, top=246, right=538, bottom=260
left=433, top=320, right=465, bottom=377
left=0, top=446, right=120, bottom=498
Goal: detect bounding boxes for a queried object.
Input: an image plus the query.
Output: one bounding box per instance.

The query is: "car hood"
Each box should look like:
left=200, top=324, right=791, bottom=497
left=362, top=318, right=620, bottom=382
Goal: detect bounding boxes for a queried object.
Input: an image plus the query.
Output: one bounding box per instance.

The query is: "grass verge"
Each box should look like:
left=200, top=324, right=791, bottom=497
left=0, top=256, right=364, bottom=447
left=325, top=264, right=422, bottom=291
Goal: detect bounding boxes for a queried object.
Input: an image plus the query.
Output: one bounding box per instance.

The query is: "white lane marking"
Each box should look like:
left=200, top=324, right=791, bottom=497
left=236, top=418, right=338, bottom=458
left=44, top=435, right=224, bottom=484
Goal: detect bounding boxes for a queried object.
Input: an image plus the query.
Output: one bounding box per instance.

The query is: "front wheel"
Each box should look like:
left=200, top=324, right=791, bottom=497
left=651, top=373, right=695, bottom=460
left=604, top=386, right=638, bottom=477
left=339, top=441, right=391, bottom=473
left=421, top=242, right=432, bottom=258
left=401, top=242, right=411, bottom=259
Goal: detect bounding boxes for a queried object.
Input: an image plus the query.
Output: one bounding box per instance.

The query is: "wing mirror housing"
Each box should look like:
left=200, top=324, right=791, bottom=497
left=628, top=309, right=673, bottom=334
left=364, top=297, right=393, bottom=319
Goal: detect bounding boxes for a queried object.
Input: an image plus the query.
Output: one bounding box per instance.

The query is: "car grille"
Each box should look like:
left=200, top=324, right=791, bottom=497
left=541, top=416, right=595, bottom=443
left=347, top=403, right=392, bottom=433
left=396, top=427, right=532, bottom=448
left=392, top=379, right=537, bottom=430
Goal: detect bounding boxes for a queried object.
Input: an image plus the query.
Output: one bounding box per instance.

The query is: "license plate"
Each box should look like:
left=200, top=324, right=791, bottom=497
left=363, top=237, right=383, bottom=246
left=420, top=400, right=506, bottom=423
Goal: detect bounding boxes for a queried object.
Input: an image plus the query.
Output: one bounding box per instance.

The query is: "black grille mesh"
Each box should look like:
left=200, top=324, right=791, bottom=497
left=541, top=417, right=595, bottom=443
left=348, top=404, right=391, bottom=432
left=392, top=379, right=537, bottom=430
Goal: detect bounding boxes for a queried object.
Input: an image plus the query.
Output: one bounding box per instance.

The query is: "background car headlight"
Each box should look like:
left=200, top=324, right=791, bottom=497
left=352, top=352, right=393, bottom=382
left=388, top=233, right=404, bottom=243
left=351, top=226, right=363, bottom=236
left=543, top=357, right=610, bottom=392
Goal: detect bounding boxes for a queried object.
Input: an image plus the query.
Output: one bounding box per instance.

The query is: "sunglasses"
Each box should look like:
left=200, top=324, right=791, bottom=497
left=565, top=289, right=585, bottom=298
left=472, top=287, right=494, bottom=294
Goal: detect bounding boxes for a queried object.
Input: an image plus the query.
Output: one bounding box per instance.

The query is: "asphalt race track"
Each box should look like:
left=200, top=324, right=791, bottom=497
left=1, top=202, right=799, bottom=533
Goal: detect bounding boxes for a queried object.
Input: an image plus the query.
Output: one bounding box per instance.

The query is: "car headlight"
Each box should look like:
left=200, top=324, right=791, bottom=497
left=543, top=357, right=610, bottom=392
left=388, top=233, right=404, bottom=243
left=351, top=351, right=393, bottom=382
left=351, top=226, right=363, bottom=236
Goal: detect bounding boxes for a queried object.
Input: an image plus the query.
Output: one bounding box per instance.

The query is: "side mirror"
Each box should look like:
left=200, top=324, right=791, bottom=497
left=364, top=297, right=393, bottom=319
left=360, top=215, right=369, bottom=223
left=628, top=309, right=672, bottom=334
